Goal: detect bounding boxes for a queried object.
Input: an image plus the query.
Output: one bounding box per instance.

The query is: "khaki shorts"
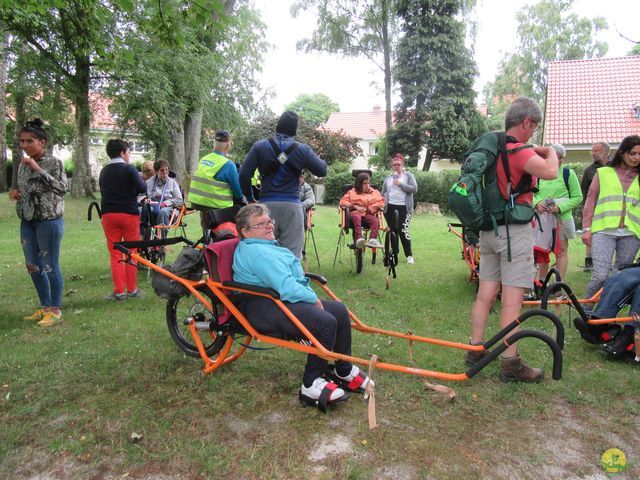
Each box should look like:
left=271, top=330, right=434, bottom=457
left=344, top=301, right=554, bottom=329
left=559, top=217, right=576, bottom=240
left=479, top=223, right=534, bottom=288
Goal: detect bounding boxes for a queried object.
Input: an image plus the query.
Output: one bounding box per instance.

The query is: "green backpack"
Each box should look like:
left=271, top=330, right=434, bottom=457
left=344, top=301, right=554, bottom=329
left=448, top=132, right=536, bottom=259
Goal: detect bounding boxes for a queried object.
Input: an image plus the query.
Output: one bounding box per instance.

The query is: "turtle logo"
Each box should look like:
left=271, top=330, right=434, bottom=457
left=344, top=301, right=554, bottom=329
left=601, top=448, right=626, bottom=474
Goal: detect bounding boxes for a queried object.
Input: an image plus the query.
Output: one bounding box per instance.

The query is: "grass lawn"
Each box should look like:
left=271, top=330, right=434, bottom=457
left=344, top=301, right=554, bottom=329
left=0, top=195, right=638, bottom=479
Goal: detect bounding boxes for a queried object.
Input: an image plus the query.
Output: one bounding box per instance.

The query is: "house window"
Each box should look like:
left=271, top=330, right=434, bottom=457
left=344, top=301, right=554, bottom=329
left=130, top=141, right=149, bottom=153
left=368, top=142, right=376, bottom=155
left=90, top=137, right=104, bottom=145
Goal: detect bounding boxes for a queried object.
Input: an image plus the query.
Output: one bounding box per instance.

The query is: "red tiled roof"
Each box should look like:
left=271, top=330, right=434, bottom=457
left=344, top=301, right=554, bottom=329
left=323, top=109, right=387, bottom=139
left=544, top=56, right=640, bottom=146
left=89, top=93, right=117, bottom=130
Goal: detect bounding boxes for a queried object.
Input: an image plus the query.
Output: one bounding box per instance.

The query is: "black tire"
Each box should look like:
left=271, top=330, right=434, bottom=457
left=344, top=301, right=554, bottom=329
left=166, top=294, right=230, bottom=357
left=355, top=247, right=364, bottom=274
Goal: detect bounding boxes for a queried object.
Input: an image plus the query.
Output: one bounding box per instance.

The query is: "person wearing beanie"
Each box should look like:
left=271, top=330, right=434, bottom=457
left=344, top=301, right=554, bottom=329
left=239, top=111, right=327, bottom=259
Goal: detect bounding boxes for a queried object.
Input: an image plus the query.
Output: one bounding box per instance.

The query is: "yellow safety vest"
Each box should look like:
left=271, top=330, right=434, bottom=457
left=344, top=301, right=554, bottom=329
left=592, top=166, right=640, bottom=236
left=189, top=152, right=233, bottom=209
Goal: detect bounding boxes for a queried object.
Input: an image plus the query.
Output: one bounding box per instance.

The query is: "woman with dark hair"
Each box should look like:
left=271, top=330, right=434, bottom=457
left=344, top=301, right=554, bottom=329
left=9, top=118, right=68, bottom=327
left=140, top=158, right=183, bottom=233
left=339, top=172, right=385, bottom=248
left=381, top=153, right=418, bottom=264
left=582, top=135, right=640, bottom=297
left=99, top=139, right=148, bottom=300
left=233, top=204, right=372, bottom=409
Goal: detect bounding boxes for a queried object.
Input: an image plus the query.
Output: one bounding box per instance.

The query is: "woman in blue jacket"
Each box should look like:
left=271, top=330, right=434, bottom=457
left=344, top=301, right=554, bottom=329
left=233, top=204, right=372, bottom=409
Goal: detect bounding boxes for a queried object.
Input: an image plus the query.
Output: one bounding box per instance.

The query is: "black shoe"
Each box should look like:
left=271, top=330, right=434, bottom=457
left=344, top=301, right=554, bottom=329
left=602, top=326, right=635, bottom=359
left=573, top=317, right=622, bottom=345
left=583, top=257, right=593, bottom=272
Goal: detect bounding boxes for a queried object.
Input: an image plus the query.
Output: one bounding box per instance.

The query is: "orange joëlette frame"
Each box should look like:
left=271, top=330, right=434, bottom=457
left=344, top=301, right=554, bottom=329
left=447, top=223, right=479, bottom=282
left=115, top=239, right=564, bottom=382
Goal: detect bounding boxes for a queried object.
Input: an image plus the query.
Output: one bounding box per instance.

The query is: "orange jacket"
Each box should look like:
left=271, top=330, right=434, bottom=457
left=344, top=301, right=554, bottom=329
left=339, top=187, right=384, bottom=214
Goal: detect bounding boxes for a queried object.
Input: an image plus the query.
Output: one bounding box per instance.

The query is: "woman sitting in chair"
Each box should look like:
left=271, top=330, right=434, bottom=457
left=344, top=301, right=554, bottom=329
left=141, top=159, right=183, bottom=233
left=339, top=172, right=385, bottom=249
left=233, top=204, right=373, bottom=409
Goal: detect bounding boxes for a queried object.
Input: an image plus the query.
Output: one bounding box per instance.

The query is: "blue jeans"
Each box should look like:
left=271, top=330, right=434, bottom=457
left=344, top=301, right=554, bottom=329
left=20, top=218, right=64, bottom=308
left=593, top=267, right=640, bottom=328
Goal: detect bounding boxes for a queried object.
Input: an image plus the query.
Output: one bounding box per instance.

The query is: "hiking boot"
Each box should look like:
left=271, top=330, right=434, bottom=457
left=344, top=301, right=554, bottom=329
left=602, top=325, right=635, bottom=359
left=407, top=256, right=414, bottom=265
left=366, top=238, right=384, bottom=249
left=24, top=309, right=46, bottom=321
left=464, top=348, right=488, bottom=367
left=127, top=289, right=145, bottom=299
left=37, top=312, right=62, bottom=328
left=105, top=292, right=127, bottom=301
left=583, top=257, right=593, bottom=272
left=499, top=354, right=544, bottom=383
left=355, top=237, right=365, bottom=249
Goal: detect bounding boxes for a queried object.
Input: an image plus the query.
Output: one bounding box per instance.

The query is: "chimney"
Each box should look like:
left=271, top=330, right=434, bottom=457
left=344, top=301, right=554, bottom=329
left=373, top=105, right=381, bottom=112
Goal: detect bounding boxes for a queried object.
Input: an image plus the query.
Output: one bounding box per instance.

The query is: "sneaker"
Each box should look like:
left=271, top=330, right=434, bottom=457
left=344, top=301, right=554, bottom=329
left=499, top=354, right=544, bottom=383
left=407, top=256, right=414, bottom=265
left=355, top=237, right=365, bottom=249
left=464, top=348, right=488, bottom=367
left=24, top=309, right=46, bottom=321
left=366, top=238, right=384, bottom=249
left=127, top=289, right=144, bottom=298
left=37, top=312, right=62, bottom=327
left=602, top=325, right=635, bottom=359
left=583, top=257, right=593, bottom=272
left=333, top=365, right=374, bottom=393
left=104, top=292, right=127, bottom=301
left=300, top=377, right=346, bottom=403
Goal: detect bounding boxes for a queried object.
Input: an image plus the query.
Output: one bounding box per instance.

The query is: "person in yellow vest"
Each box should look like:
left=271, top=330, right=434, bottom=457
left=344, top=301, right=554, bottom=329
left=582, top=135, right=640, bottom=298
left=189, top=130, right=244, bottom=232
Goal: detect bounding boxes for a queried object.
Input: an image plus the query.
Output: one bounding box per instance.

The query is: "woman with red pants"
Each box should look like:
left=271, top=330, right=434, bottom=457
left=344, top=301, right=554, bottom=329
left=99, top=139, right=147, bottom=300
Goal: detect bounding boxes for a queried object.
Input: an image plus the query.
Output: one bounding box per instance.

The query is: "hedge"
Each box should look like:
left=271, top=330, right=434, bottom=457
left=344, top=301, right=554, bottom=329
left=323, top=162, right=588, bottom=224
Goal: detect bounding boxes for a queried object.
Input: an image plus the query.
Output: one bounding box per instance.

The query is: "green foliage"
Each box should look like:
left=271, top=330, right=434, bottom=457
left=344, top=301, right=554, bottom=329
left=233, top=114, right=362, bottom=167
left=284, top=93, right=340, bottom=126
left=484, top=0, right=608, bottom=105
left=367, top=134, right=389, bottom=169
left=629, top=43, right=640, bottom=56
left=392, top=0, right=478, bottom=169
left=292, top=0, right=397, bottom=133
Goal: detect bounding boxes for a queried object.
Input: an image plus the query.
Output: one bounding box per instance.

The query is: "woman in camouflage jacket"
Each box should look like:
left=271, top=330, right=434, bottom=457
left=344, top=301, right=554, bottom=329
left=9, top=118, right=68, bottom=327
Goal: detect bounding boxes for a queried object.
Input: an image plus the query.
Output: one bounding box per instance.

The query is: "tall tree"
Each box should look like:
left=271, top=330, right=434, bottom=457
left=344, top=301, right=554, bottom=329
left=292, top=0, right=397, bottom=161
left=284, top=93, right=340, bottom=126
left=392, top=0, right=477, bottom=169
left=107, top=0, right=266, bottom=190
left=485, top=0, right=607, bottom=106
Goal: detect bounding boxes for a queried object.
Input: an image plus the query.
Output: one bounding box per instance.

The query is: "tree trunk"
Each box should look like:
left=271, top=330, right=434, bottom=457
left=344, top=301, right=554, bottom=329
left=167, top=113, right=186, bottom=189
left=422, top=148, right=433, bottom=172
left=11, top=92, right=26, bottom=189
left=0, top=30, right=7, bottom=192
left=184, top=106, right=203, bottom=179
left=69, top=56, right=94, bottom=197
left=381, top=0, right=392, bottom=168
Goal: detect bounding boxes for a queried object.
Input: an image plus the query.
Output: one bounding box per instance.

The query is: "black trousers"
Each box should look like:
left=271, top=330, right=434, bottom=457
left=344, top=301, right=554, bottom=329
left=384, top=204, right=413, bottom=257
left=240, top=299, right=352, bottom=386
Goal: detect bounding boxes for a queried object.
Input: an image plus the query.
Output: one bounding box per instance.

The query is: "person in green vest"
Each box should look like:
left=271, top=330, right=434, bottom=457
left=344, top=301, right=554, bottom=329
left=581, top=135, right=640, bottom=298
left=189, top=130, right=244, bottom=232
left=533, top=143, right=583, bottom=284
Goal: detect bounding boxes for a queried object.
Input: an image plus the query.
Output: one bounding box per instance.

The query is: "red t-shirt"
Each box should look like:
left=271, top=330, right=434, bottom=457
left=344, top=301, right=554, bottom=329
left=496, top=143, right=538, bottom=205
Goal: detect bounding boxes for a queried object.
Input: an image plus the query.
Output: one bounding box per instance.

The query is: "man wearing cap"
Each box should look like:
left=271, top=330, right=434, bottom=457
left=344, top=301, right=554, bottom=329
left=240, top=111, right=327, bottom=258
left=189, top=130, right=244, bottom=232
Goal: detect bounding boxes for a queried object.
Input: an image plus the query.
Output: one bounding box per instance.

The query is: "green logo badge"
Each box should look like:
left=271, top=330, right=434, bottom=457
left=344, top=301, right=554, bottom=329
left=601, top=448, right=626, bottom=474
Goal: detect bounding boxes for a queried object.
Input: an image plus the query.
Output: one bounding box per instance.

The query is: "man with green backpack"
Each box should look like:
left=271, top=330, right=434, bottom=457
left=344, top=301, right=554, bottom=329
left=449, top=97, right=559, bottom=382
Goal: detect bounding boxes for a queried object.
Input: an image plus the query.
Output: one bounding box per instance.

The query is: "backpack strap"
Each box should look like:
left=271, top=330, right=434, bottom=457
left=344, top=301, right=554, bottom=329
left=264, top=138, right=301, bottom=176
left=562, top=166, right=570, bottom=192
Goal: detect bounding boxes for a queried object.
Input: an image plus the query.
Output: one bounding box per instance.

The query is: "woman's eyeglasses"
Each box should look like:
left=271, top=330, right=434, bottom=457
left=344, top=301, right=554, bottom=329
left=248, top=219, right=275, bottom=229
